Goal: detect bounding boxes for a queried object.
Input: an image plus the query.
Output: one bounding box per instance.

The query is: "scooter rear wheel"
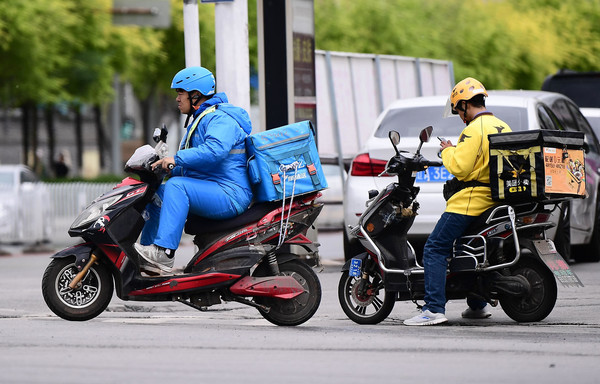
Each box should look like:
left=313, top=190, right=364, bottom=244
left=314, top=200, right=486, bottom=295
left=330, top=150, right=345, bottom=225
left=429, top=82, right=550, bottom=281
left=338, top=270, right=395, bottom=324
left=253, top=258, right=321, bottom=326
left=499, top=258, right=557, bottom=323
left=42, top=257, right=114, bottom=321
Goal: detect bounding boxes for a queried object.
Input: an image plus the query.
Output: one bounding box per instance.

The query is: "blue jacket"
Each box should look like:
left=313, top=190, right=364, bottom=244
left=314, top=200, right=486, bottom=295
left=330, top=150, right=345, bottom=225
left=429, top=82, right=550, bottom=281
left=172, top=93, right=253, bottom=214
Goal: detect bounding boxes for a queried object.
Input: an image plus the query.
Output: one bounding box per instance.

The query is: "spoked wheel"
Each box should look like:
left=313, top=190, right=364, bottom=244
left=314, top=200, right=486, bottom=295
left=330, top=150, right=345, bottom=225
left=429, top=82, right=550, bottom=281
left=499, top=258, right=557, bottom=322
left=42, top=257, right=114, bottom=321
left=253, top=258, right=321, bottom=326
left=338, top=270, right=395, bottom=324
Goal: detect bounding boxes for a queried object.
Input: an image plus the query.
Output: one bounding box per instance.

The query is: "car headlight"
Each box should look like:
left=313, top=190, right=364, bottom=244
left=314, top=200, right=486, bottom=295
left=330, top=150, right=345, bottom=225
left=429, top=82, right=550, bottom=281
left=71, top=195, right=122, bottom=229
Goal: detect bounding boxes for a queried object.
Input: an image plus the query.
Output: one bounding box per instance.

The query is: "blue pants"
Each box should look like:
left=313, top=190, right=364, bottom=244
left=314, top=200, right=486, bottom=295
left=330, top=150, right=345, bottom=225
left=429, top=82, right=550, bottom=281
left=140, top=177, right=240, bottom=250
left=422, top=212, right=486, bottom=314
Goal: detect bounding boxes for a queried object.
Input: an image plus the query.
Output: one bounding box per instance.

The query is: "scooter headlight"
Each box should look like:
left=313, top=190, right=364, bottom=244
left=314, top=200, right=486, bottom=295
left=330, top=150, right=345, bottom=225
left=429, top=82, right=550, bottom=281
left=71, top=195, right=122, bottom=229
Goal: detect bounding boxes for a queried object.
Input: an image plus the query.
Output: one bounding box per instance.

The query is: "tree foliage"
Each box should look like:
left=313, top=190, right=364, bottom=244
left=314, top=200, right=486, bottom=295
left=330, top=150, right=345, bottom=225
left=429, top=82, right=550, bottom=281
left=1, top=0, right=599, bottom=109
left=0, top=0, right=219, bottom=107
left=314, top=0, right=600, bottom=90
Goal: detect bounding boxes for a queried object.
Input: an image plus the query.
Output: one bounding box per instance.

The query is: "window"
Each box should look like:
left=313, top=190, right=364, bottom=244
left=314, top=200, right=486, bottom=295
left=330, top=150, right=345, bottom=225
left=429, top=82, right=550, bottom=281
left=552, top=99, right=577, bottom=130
left=374, top=105, right=528, bottom=138
left=20, top=169, right=39, bottom=183
left=537, top=105, right=563, bottom=131
left=565, top=101, right=600, bottom=154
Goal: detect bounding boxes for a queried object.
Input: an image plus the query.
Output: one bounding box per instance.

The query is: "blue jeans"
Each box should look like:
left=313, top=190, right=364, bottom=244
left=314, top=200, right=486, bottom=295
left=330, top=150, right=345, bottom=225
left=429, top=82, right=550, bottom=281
left=422, top=212, right=485, bottom=314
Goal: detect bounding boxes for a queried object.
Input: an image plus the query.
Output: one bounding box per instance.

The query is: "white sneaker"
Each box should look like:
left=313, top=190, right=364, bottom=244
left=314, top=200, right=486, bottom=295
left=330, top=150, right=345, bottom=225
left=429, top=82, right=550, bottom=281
left=461, top=306, right=492, bottom=319
left=403, top=310, right=448, bottom=326
left=134, top=243, right=174, bottom=274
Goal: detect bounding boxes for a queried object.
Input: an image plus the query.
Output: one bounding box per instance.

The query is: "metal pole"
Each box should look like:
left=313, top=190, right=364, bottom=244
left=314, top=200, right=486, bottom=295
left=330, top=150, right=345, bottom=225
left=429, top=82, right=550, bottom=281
left=448, top=60, right=456, bottom=88
left=415, top=58, right=424, bottom=97
left=183, top=0, right=201, bottom=67
left=111, top=74, right=121, bottom=174
left=215, top=0, right=250, bottom=112
left=374, top=55, right=385, bottom=113
left=175, top=0, right=202, bottom=154
left=325, top=51, right=347, bottom=188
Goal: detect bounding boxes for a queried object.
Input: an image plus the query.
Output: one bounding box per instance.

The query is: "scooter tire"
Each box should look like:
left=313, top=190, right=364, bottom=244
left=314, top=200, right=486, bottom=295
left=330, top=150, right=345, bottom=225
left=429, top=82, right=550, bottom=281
left=499, top=258, right=557, bottom=323
left=42, top=256, right=114, bottom=321
left=253, top=259, right=321, bottom=326
left=338, top=270, right=395, bottom=324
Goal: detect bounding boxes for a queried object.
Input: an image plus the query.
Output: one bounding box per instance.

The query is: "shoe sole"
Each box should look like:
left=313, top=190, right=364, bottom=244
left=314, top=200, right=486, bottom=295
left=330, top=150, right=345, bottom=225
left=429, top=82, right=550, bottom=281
left=139, top=257, right=173, bottom=274
left=462, top=313, right=492, bottom=319
left=135, top=244, right=173, bottom=273
left=403, top=317, right=448, bottom=326
left=140, top=264, right=163, bottom=276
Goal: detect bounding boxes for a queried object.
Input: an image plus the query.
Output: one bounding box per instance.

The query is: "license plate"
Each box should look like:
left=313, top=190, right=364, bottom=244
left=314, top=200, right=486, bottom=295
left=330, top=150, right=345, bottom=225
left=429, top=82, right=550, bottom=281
left=349, top=258, right=362, bottom=277
left=533, top=240, right=584, bottom=287
left=416, top=166, right=454, bottom=183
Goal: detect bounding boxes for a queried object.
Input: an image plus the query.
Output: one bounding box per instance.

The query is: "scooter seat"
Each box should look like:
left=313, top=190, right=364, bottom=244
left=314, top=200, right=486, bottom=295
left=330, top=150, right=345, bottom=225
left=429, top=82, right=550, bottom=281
left=184, top=200, right=282, bottom=235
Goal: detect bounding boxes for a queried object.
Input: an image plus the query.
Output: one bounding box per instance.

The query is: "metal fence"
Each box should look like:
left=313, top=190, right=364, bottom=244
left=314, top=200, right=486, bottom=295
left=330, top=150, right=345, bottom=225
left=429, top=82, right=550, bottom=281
left=48, top=182, right=116, bottom=242
left=47, top=182, right=116, bottom=221
left=0, top=182, right=115, bottom=245
left=315, top=50, right=454, bottom=160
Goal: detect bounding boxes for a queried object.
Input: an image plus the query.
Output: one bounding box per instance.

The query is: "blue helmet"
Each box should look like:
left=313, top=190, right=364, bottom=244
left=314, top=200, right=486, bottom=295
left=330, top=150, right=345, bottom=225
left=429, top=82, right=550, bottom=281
left=171, top=66, right=215, bottom=96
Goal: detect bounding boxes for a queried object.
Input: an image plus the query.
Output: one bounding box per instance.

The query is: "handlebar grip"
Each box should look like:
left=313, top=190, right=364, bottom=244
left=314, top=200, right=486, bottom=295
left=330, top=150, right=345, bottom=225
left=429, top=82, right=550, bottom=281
left=425, top=160, right=444, bottom=167
left=168, top=163, right=174, bottom=170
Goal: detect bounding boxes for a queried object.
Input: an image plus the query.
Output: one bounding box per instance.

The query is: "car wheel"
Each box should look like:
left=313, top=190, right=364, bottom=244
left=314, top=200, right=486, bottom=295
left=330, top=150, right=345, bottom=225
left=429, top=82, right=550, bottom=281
left=573, top=195, right=600, bottom=263
left=553, top=201, right=572, bottom=262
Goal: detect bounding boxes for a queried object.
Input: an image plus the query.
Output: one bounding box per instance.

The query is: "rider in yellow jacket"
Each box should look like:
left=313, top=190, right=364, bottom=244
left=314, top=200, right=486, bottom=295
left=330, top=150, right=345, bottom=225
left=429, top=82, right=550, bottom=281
left=442, top=113, right=511, bottom=216
left=404, top=77, right=512, bottom=326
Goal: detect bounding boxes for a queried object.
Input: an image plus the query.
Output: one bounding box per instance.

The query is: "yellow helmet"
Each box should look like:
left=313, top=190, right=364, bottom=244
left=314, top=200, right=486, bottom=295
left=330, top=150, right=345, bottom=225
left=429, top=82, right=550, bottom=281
left=448, top=77, right=488, bottom=115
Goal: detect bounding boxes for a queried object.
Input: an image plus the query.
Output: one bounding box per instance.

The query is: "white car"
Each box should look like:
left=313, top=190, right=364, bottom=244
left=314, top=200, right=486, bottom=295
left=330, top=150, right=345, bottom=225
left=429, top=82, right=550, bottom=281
left=0, top=165, right=52, bottom=244
left=343, top=90, right=600, bottom=262
left=315, top=164, right=346, bottom=230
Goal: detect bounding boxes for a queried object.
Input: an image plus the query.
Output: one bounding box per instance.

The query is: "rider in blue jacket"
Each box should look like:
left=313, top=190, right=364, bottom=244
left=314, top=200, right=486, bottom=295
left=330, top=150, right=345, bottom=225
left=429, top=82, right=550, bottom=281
left=135, top=67, right=253, bottom=275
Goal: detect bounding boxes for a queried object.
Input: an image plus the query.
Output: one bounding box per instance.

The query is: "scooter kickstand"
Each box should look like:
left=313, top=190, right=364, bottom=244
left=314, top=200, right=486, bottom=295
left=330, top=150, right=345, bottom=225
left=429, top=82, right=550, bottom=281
left=175, top=298, right=209, bottom=312
left=226, top=296, right=271, bottom=313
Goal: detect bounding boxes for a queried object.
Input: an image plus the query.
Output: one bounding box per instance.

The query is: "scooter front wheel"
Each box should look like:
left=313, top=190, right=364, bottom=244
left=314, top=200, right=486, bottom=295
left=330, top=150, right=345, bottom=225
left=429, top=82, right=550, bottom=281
left=42, top=256, right=114, bottom=321
left=253, top=258, right=322, bottom=326
left=338, top=270, right=395, bottom=324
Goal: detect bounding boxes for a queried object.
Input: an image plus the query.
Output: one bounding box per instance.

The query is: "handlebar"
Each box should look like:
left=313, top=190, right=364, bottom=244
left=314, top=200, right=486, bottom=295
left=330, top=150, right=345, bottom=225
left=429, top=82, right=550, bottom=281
left=423, top=160, right=443, bottom=167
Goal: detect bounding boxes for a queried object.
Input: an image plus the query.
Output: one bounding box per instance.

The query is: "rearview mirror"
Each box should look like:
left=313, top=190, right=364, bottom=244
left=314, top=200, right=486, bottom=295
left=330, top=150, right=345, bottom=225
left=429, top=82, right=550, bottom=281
left=389, top=131, right=400, bottom=146
left=419, top=126, right=433, bottom=143
left=388, top=131, right=401, bottom=155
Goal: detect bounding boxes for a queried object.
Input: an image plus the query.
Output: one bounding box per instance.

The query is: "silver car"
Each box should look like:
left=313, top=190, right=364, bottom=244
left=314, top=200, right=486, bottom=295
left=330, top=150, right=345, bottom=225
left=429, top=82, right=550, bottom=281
left=343, top=90, right=600, bottom=262
left=0, top=165, right=52, bottom=244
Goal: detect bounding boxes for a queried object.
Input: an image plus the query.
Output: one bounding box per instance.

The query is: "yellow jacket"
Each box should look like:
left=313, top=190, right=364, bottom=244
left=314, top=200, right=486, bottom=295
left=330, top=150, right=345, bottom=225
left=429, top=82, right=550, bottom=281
left=441, top=112, right=511, bottom=216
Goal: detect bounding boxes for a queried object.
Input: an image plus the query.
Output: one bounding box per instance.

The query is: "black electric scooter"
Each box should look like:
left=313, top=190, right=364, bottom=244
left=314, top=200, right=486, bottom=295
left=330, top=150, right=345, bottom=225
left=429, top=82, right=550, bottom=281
left=338, top=126, right=582, bottom=324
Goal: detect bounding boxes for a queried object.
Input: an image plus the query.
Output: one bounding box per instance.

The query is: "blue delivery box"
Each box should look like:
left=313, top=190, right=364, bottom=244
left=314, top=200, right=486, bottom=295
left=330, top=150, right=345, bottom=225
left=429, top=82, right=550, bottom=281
left=246, top=121, right=328, bottom=202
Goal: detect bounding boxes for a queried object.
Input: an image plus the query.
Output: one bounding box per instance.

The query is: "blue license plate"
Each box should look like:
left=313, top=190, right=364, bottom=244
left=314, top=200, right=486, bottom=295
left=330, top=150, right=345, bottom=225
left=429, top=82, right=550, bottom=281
left=349, top=258, right=362, bottom=277
left=416, top=166, right=454, bottom=183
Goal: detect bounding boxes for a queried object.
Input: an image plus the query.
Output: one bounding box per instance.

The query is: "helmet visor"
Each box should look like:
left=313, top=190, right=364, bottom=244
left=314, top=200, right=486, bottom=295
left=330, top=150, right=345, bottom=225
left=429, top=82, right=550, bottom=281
left=443, top=98, right=456, bottom=118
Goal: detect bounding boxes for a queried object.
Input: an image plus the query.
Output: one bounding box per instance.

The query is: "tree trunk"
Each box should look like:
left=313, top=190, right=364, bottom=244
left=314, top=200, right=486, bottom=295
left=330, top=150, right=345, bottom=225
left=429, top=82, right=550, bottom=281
left=74, top=104, right=83, bottom=170
left=94, top=104, right=106, bottom=169
left=21, top=104, right=30, bottom=166
left=32, top=104, right=39, bottom=172
left=141, top=87, right=157, bottom=144
left=45, top=105, right=55, bottom=176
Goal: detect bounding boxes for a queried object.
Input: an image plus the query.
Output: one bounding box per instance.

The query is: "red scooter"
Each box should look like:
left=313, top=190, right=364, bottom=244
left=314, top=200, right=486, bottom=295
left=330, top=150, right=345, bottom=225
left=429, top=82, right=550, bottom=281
left=42, top=127, right=323, bottom=326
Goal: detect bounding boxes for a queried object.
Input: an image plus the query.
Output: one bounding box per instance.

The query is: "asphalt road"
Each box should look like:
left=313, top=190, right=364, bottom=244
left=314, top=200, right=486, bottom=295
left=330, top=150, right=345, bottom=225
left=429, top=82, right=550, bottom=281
left=1, top=232, right=600, bottom=383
